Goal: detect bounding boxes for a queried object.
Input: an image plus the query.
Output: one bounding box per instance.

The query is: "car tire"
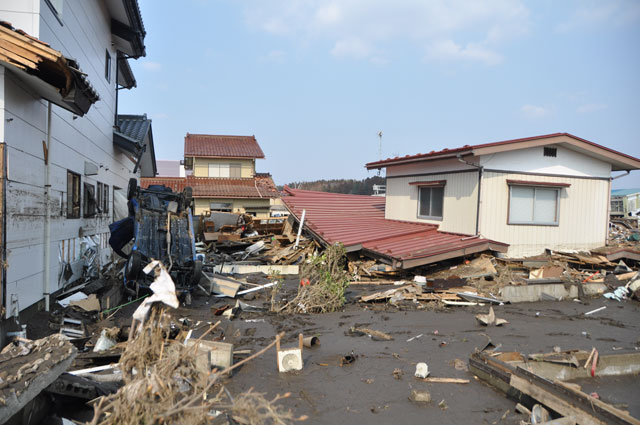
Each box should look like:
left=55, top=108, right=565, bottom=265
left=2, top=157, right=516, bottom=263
left=127, top=178, right=138, bottom=200
left=190, top=259, right=203, bottom=286
left=126, top=250, right=142, bottom=279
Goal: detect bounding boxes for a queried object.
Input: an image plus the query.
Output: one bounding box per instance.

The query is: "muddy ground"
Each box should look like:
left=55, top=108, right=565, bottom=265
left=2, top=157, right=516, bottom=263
left=102, top=278, right=640, bottom=424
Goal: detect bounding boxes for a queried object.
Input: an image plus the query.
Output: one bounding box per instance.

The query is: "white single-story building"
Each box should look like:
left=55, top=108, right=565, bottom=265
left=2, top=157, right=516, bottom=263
left=366, top=133, right=640, bottom=257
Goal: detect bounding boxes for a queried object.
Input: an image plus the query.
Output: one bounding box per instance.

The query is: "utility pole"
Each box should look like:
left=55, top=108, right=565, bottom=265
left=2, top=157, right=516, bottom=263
left=377, top=131, right=383, bottom=176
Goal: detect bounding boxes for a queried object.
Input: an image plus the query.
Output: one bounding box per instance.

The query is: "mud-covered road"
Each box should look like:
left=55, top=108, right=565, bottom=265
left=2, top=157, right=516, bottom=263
left=111, top=279, right=640, bottom=424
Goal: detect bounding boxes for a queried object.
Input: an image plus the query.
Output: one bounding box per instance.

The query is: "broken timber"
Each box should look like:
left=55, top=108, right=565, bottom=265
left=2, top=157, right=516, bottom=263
left=469, top=351, right=640, bottom=425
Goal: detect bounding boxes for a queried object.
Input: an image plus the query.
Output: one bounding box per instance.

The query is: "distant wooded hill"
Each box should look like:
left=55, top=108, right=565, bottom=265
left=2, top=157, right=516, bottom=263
left=279, top=176, right=385, bottom=195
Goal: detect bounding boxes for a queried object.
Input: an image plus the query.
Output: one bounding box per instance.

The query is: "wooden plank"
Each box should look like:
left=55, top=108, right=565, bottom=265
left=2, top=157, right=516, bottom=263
left=0, top=26, right=61, bottom=61
left=416, top=377, right=469, bottom=384
left=554, top=380, right=640, bottom=425
left=510, top=374, right=604, bottom=425
left=0, top=52, right=27, bottom=70
left=0, top=39, right=41, bottom=64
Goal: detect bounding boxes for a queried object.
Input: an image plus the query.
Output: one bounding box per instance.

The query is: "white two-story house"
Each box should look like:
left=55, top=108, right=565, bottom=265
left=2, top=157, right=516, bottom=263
left=0, top=0, right=151, bottom=340
left=366, top=133, right=640, bottom=257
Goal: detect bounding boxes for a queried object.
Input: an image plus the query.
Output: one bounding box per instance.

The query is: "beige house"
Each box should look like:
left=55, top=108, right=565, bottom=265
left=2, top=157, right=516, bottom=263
left=143, top=134, right=282, bottom=217
left=366, top=133, right=640, bottom=257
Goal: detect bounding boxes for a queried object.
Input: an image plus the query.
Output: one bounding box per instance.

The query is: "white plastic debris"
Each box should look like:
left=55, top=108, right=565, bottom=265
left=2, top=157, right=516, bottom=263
left=94, top=329, right=116, bottom=352
left=132, top=260, right=180, bottom=322
left=415, top=362, right=430, bottom=379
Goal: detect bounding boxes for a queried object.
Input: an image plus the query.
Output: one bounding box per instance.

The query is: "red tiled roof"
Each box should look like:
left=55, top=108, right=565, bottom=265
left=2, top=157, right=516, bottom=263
left=281, top=187, right=508, bottom=269
left=184, top=134, right=265, bottom=158
left=365, top=133, right=640, bottom=169
left=140, top=175, right=279, bottom=199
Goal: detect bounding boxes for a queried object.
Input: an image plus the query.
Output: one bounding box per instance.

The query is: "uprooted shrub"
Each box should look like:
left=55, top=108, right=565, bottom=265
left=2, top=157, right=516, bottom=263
left=281, top=243, right=350, bottom=314
left=89, top=307, right=304, bottom=425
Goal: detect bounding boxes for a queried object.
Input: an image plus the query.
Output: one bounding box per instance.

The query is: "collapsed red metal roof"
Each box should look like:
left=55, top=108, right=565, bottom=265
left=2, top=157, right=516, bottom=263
left=184, top=134, right=265, bottom=159
left=141, top=175, right=279, bottom=199
left=281, top=187, right=508, bottom=269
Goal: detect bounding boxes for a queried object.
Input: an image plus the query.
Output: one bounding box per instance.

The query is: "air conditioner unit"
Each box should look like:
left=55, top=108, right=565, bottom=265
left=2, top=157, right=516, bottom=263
left=277, top=334, right=304, bottom=373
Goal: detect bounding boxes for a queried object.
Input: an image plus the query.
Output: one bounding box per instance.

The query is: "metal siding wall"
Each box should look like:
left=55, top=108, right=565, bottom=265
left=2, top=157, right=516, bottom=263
left=479, top=171, right=609, bottom=257
left=385, top=171, right=478, bottom=235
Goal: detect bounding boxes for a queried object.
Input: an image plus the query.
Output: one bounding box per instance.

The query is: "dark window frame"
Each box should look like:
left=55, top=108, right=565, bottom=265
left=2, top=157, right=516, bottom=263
left=105, top=50, right=111, bottom=83
left=103, top=184, right=110, bottom=215
left=83, top=182, right=97, bottom=218
left=45, top=0, right=64, bottom=26
left=66, top=171, right=81, bottom=218
left=417, top=185, right=444, bottom=221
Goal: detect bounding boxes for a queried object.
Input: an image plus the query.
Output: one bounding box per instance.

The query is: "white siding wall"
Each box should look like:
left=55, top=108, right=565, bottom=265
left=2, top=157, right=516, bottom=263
left=1, top=1, right=139, bottom=316
left=480, top=145, right=612, bottom=178
left=0, top=0, right=40, bottom=35
left=385, top=170, right=479, bottom=235
left=479, top=171, right=609, bottom=257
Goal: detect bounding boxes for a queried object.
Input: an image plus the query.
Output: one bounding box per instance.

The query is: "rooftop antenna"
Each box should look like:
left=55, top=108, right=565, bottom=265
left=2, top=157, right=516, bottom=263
left=377, top=131, right=383, bottom=176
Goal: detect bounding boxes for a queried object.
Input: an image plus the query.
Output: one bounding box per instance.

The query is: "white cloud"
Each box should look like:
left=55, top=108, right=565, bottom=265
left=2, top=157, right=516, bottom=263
left=521, top=104, right=549, bottom=119
left=425, top=39, right=502, bottom=66
left=577, top=103, right=607, bottom=114
left=243, top=0, right=530, bottom=64
left=141, top=61, right=162, bottom=71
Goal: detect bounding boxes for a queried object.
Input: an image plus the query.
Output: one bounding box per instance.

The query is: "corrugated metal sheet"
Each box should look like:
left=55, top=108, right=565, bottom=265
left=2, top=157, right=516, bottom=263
left=140, top=175, right=279, bottom=199
left=282, top=187, right=508, bottom=269
left=184, top=134, right=265, bottom=158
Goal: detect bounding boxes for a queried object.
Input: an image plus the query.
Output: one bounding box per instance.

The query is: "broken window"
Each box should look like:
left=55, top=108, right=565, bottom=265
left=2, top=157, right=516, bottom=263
left=66, top=171, right=81, bottom=218
left=83, top=183, right=97, bottom=218
left=508, top=186, right=559, bottom=225
left=418, top=186, right=444, bottom=220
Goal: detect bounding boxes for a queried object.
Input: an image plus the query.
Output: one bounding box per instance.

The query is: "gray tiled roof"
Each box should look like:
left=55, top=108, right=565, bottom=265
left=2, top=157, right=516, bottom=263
left=117, top=114, right=151, bottom=143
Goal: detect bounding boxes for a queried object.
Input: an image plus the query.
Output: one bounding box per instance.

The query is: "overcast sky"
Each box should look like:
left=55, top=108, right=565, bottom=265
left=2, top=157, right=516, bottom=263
left=120, top=0, right=640, bottom=188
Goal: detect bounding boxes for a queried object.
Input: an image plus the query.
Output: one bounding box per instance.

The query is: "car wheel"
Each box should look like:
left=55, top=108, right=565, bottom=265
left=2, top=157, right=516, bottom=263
left=126, top=250, right=142, bottom=279
left=190, top=259, right=203, bottom=286
left=127, top=178, right=138, bottom=200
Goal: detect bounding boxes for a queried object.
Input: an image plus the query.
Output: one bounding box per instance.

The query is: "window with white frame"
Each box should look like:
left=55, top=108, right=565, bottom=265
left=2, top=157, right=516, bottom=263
left=418, top=185, right=444, bottom=220
left=208, top=163, right=230, bottom=177
left=508, top=184, right=561, bottom=225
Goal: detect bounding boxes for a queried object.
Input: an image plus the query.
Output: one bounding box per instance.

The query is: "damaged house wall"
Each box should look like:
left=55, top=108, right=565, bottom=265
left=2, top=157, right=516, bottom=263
left=0, top=1, right=142, bottom=321
left=368, top=134, right=639, bottom=259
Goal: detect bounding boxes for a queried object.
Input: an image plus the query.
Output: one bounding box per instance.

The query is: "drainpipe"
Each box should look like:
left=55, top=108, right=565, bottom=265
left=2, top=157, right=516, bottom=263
left=43, top=102, right=52, bottom=311
left=457, top=154, right=482, bottom=235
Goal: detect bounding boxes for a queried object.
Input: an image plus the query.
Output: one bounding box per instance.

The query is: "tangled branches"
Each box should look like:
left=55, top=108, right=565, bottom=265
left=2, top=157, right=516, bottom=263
left=282, top=244, right=350, bottom=314
left=89, top=307, right=304, bottom=425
